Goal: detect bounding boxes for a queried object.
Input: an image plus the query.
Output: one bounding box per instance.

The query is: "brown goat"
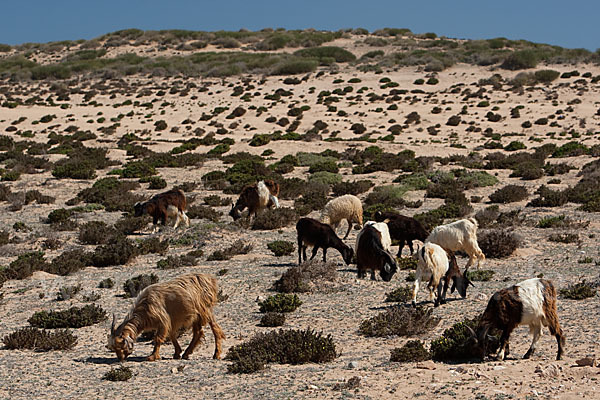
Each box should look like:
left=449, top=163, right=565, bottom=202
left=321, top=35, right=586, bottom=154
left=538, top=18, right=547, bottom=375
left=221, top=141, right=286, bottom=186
left=107, top=273, right=225, bottom=361
left=134, top=188, right=189, bottom=233
left=229, top=179, right=280, bottom=221
left=296, top=217, right=354, bottom=265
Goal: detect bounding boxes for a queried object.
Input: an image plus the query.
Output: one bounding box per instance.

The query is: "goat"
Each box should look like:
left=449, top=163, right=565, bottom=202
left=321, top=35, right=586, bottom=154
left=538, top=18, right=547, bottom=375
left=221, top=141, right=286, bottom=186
left=412, top=243, right=473, bottom=307
left=320, top=194, right=363, bottom=239
left=467, top=278, right=565, bottom=361
left=107, top=273, right=225, bottom=362
left=355, top=221, right=397, bottom=282
left=426, top=217, right=485, bottom=269
left=296, top=217, right=354, bottom=265
left=229, top=180, right=280, bottom=221
left=134, top=188, right=189, bottom=234
left=374, top=210, right=429, bottom=256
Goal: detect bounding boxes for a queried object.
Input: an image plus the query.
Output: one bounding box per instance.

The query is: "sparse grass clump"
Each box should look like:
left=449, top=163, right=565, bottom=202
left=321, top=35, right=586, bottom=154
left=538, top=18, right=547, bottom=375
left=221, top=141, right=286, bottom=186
left=251, top=207, right=297, bottom=230
left=98, top=278, right=114, bottom=289
left=548, top=232, right=579, bottom=244
left=397, top=257, right=417, bottom=270
left=3, top=327, right=77, bottom=351
left=259, top=312, right=286, bottom=327
left=465, top=269, right=495, bottom=282
left=273, top=260, right=338, bottom=293
left=103, top=366, right=133, bottom=381
left=390, top=340, right=431, bottom=362
left=225, top=328, right=337, bottom=373
left=489, top=185, right=528, bottom=203
left=258, top=294, right=302, bottom=313
left=123, top=274, right=159, bottom=298
left=384, top=285, right=413, bottom=303
left=478, top=229, right=520, bottom=258
left=267, top=240, right=295, bottom=257
left=156, top=254, right=197, bottom=269
left=187, top=204, right=222, bottom=222
left=559, top=281, right=597, bottom=300
left=28, top=304, right=107, bottom=329
left=207, top=240, right=253, bottom=261
left=359, top=306, right=439, bottom=337
left=56, top=284, right=82, bottom=301
left=537, top=215, right=568, bottom=229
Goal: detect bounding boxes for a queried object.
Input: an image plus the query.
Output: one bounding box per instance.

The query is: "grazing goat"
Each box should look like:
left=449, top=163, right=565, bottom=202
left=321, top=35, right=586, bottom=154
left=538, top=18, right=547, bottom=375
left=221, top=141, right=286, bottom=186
left=426, top=217, right=485, bottom=269
left=412, top=243, right=473, bottom=307
left=320, top=194, right=363, bottom=239
left=355, top=221, right=397, bottom=282
left=468, top=278, right=565, bottom=361
left=107, top=273, right=225, bottom=362
left=296, top=217, right=354, bottom=265
left=229, top=180, right=280, bottom=221
left=374, top=210, right=429, bottom=256
left=134, top=188, right=189, bottom=233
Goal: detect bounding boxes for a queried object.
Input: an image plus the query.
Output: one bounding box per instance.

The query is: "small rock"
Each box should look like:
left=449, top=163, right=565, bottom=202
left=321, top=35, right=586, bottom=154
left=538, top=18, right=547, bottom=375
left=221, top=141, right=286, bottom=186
left=347, top=361, right=359, bottom=369
left=476, top=293, right=487, bottom=301
left=171, top=367, right=178, bottom=374
left=576, top=357, right=596, bottom=367
left=455, top=366, right=469, bottom=374
left=493, top=365, right=506, bottom=371
left=308, top=384, right=319, bottom=390
left=416, top=360, right=436, bottom=370
left=256, top=296, right=265, bottom=302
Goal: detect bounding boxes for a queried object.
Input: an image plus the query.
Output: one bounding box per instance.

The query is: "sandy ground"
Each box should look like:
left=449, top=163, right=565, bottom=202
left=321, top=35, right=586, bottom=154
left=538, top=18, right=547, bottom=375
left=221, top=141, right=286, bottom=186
left=1, top=36, right=600, bottom=399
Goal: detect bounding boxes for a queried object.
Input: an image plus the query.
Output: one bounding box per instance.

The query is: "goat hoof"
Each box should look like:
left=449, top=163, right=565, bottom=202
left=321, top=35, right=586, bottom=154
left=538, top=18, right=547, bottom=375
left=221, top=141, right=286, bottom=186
left=173, top=353, right=181, bottom=360
left=147, top=355, right=160, bottom=361
left=182, top=353, right=190, bottom=360
left=411, top=301, right=416, bottom=308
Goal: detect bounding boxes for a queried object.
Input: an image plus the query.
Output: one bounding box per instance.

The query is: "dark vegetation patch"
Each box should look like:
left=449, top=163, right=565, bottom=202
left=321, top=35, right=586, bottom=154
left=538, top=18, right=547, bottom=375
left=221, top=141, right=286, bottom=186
left=465, top=269, right=495, bottom=282
left=156, top=254, right=197, bottom=269
left=123, top=273, right=159, bottom=298
left=384, top=286, right=413, bottom=303
left=489, top=185, right=528, bottom=203
left=258, top=294, right=302, bottom=313
left=207, top=240, right=253, bottom=261
left=259, top=312, right=286, bottom=327
left=430, top=317, right=497, bottom=361
left=28, top=304, right=107, bottom=329
left=548, top=232, right=579, bottom=244
left=390, top=340, right=431, bottom=362
left=187, top=205, right=222, bottom=222
left=3, top=327, right=77, bottom=351
left=103, top=366, right=133, bottom=382
left=251, top=207, right=297, bottom=230
left=478, top=229, right=520, bottom=258
left=359, top=306, right=439, bottom=337
left=273, top=260, right=338, bottom=293
left=267, top=240, right=295, bottom=257
left=559, top=281, right=597, bottom=300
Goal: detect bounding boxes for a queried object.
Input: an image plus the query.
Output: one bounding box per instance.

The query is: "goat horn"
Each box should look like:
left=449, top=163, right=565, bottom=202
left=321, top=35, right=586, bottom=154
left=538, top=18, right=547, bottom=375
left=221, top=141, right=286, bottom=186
left=111, top=313, right=117, bottom=334
left=465, top=325, right=477, bottom=338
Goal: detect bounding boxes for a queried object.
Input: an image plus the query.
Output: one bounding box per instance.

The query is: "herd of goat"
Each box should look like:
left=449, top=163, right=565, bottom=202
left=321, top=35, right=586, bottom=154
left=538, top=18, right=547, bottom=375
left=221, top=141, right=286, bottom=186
left=108, top=180, right=565, bottom=363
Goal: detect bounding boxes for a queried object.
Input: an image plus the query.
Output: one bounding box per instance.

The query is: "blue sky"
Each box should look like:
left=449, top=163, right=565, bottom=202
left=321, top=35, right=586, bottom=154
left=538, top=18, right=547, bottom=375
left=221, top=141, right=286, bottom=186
left=1, top=1, right=597, bottom=51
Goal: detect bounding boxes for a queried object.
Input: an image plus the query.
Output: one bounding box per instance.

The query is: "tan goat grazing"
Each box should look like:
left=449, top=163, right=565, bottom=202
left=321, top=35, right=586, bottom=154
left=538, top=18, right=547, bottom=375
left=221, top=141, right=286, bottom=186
left=107, top=273, right=225, bottom=362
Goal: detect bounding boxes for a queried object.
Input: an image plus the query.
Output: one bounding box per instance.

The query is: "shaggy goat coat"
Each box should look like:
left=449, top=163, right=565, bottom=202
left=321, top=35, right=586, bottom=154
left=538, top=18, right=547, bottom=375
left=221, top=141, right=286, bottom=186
left=229, top=180, right=280, bottom=221
left=426, top=217, right=485, bottom=269
left=108, top=273, right=225, bottom=361
left=320, top=194, right=363, bottom=239
left=134, top=188, right=189, bottom=233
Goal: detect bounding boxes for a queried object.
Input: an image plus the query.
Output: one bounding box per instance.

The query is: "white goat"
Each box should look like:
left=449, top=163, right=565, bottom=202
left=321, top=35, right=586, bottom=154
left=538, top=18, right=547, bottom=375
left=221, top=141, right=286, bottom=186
left=320, top=194, right=363, bottom=239
left=426, top=217, right=485, bottom=269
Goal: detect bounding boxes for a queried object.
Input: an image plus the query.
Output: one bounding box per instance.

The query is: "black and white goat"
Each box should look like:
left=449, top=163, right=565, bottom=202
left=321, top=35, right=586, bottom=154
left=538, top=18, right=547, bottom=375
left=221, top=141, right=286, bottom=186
left=134, top=188, right=189, bottom=233
left=229, top=180, right=279, bottom=221
left=355, top=221, right=397, bottom=282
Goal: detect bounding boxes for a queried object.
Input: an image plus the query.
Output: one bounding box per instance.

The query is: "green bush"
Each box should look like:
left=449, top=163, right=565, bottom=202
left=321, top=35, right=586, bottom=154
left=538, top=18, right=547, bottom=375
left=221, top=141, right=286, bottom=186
left=501, top=50, right=539, bottom=70
left=103, top=366, right=133, bottom=381
left=137, top=237, right=169, bottom=255
left=365, top=185, right=407, bottom=207
left=390, top=340, right=430, bottom=362
left=559, top=281, right=596, bottom=300
left=259, top=312, right=286, bottom=327
left=294, top=46, right=356, bottom=62
left=259, top=294, right=302, bottom=313
left=28, top=304, right=107, bottom=329
left=273, top=259, right=338, bottom=293
left=249, top=134, right=271, bottom=147
left=465, top=269, right=495, bottom=282
left=397, top=257, right=417, bottom=270
left=46, top=249, right=92, bottom=276
left=91, top=237, right=139, bottom=268
left=489, top=185, right=528, bottom=203
left=47, top=208, right=73, bottom=224
left=78, top=221, right=119, bottom=245
left=552, top=141, right=589, bottom=158
left=430, top=317, right=494, bottom=361
left=2, top=251, right=48, bottom=281
left=385, top=285, right=413, bottom=303
left=225, top=328, right=337, bottom=373
left=156, top=254, right=197, bottom=269
left=332, top=180, right=374, bottom=196
left=527, top=185, right=568, bottom=207
left=308, top=171, right=342, bottom=186
left=308, top=160, right=339, bottom=174
left=187, top=205, right=222, bottom=222
left=359, top=306, right=439, bottom=337
left=123, top=273, right=159, bottom=298
left=251, top=207, right=297, bottom=230
left=534, top=69, right=560, bottom=83
left=3, top=327, right=77, bottom=351
left=52, top=162, right=96, bottom=180
left=537, top=215, right=569, bottom=229
left=267, top=240, right=295, bottom=257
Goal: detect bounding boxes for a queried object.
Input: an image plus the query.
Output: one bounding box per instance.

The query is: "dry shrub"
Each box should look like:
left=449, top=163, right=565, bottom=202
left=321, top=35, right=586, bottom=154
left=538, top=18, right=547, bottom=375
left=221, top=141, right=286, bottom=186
left=98, top=278, right=114, bottom=289
left=397, top=257, right=417, bottom=270
left=137, top=237, right=169, bottom=255
left=273, top=259, right=338, bottom=293
left=56, top=284, right=82, bottom=301
left=2, top=251, right=48, bottom=280
left=465, top=269, right=495, bottom=281
left=478, top=229, right=520, bottom=258
left=259, top=312, right=286, bottom=327
left=332, top=376, right=361, bottom=391
left=123, top=274, right=158, bottom=298
left=267, top=240, right=295, bottom=256
left=3, top=327, right=77, bottom=351
left=527, top=185, right=568, bottom=207
left=225, top=328, right=337, bottom=373
left=251, top=207, right=297, bottom=230
left=560, top=281, right=597, bottom=300
left=78, top=221, right=119, bottom=244
left=475, top=205, right=500, bottom=228
left=156, top=254, right=197, bottom=269
left=390, top=340, right=430, bottom=362
left=332, top=180, right=374, bottom=196
left=359, top=306, right=439, bottom=337
left=258, top=294, right=302, bottom=313
left=207, top=240, right=253, bottom=261
left=28, top=304, right=107, bottom=329
left=187, top=204, right=222, bottom=222
left=113, top=216, right=147, bottom=235
left=385, top=286, right=413, bottom=303
left=489, top=185, right=528, bottom=203
left=46, top=249, right=92, bottom=276
left=91, top=236, right=139, bottom=268
left=103, top=366, right=132, bottom=381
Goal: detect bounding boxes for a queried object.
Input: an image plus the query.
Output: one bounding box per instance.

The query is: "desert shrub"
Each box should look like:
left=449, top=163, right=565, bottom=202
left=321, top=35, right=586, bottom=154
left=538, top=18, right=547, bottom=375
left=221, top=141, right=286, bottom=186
left=273, top=259, right=338, bottom=293
left=203, top=195, right=231, bottom=207
left=207, top=240, right=253, bottom=261
left=156, top=254, right=196, bottom=269
left=359, top=306, right=439, bottom=337
left=77, top=177, right=141, bottom=212
left=527, top=185, right=568, bottom=207
left=489, top=185, right=528, bottom=203
left=364, top=185, right=407, bottom=207
left=98, top=278, right=114, bottom=289
left=78, top=221, right=119, bottom=245
left=475, top=205, right=500, bottom=228
left=56, top=284, right=82, bottom=301
left=225, top=328, right=337, bottom=373
left=2, top=327, right=77, bottom=351
left=252, top=207, right=297, bottom=230
left=123, top=273, right=159, bottom=298
left=142, top=176, right=167, bottom=190
left=113, top=216, right=147, bottom=235
left=308, top=160, right=338, bottom=174
left=187, top=205, right=221, bottom=222
left=28, top=304, right=107, bottom=329
left=397, top=257, right=417, bottom=271
left=534, top=69, right=560, bottom=83
left=548, top=232, right=579, bottom=244
left=121, top=160, right=156, bottom=178
left=559, top=281, right=597, bottom=300
left=537, top=215, right=569, bottom=229
left=52, top=162, right=96, bottom=180
left=294, top=46, right=356, bottom=62
left=259, top=312, right=286, bottom=327
left=91, top=237, right=139, bottom=268
left=308, top=171, right=342, bottom=186
left=267, top=240, right=295, bottom=257
left=47, top=208, right=73, bottom=224
left=501, top=50, right=538, bottom=70
left=0, top=230, right=9, bottom=246
left=332, top=180, right=374, bottom=196
left=384, top=286, right=413, bottom=303
left=430, top=317, right=497, bottom=361
left=137, top=237, right=169, bottom=255
left=465, top=269, right=495, bottom=282
left=103, top=366, right=132, bottom=382
left=2, top=251, right=48, bottom=281
left=552, top=141, right=589, bottom=158
left=390, top=340, right=430, bottom=362
left=504, top=141, right=526, bottom=151
left=249, top=134, right=271, bottom=147
left=45, top=249, right=91, bottom=276
left=258, top=294, right=302, bottom=313
left=478, top=229, right=520, bottom=258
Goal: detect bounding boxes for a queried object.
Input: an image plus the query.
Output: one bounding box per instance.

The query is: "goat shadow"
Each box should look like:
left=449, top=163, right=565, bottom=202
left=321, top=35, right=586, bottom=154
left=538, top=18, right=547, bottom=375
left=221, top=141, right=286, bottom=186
left=263, top=262, right=296, bottom=268
left=83, top=355, right=148, bottom=365
left=368, top=297, right=464, bottom=311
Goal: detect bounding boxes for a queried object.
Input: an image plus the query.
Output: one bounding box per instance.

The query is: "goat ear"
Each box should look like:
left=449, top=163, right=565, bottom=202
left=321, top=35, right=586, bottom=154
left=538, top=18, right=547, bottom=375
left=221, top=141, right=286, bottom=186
left=124, top=336, right=134, bottom=351
left=111, top=313, right=117, bottom=335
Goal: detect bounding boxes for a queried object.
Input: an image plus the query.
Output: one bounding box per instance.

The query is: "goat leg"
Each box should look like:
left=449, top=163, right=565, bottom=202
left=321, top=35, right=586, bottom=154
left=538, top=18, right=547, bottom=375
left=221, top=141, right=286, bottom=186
left=172, top=334, right=182, bottom=359
left=182, top=324, right=204, bottom=360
